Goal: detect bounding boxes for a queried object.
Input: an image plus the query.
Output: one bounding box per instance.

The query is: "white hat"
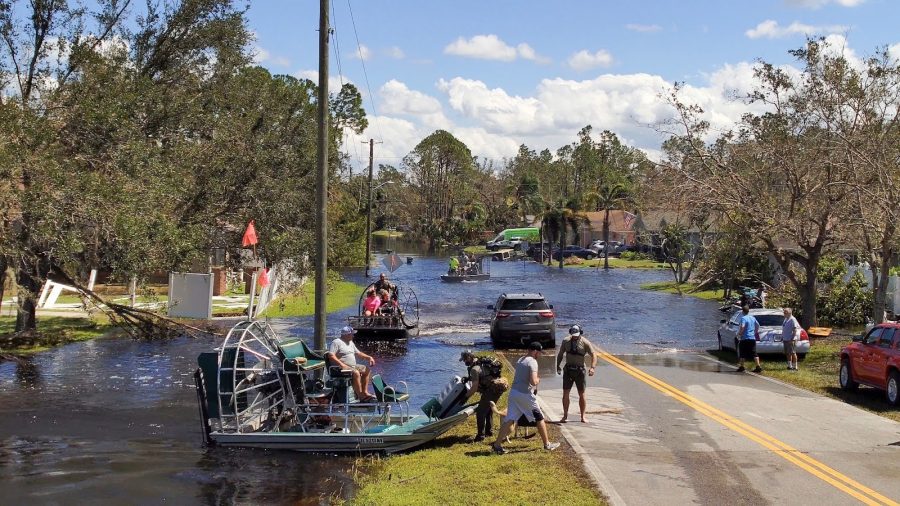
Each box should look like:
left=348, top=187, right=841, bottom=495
left=340, top=326, right=356, bottom=336
left=569, top=325, right=583, bottom=337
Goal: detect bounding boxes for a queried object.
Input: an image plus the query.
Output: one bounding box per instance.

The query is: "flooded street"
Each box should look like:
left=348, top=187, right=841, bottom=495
left=0, top=251, right=722, bottom=504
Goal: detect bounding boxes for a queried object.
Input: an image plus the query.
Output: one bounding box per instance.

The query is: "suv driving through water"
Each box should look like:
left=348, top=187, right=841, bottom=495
left=488, top=293, right=556, bottom=349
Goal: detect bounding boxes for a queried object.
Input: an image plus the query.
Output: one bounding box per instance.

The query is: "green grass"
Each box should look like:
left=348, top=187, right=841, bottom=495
left=462, top=245, right=490, bottom=256
left=372, top=230, right=405, bottom=238
left=352, top=352, right=605, bottom=506
left=0, top=315, right=115, bottom=354
left=570, top=257, right=667, bottom=269
left=640, top=281, right=723, bottom=301
left=260, top=280, right=365, bottom=317
left=708, top=336, right=900, bottom=424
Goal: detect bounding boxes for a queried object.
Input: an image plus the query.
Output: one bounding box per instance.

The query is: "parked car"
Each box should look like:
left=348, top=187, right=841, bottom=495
left=488, top=293, right=556, bottom=349
left=840, top=323, right=900, bottom=404
left=588, top=240, right=606, bottom=253
left=718, top=308, right=810, bottom=356
left=552, top=245, right=596, bottom=260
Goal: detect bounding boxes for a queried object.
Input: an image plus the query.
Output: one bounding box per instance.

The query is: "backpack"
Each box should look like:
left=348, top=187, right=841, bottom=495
left=475, top=357, right=503, bottom=383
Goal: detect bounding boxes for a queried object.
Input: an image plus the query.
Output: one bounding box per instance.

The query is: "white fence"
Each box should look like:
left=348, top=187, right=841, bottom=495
left=846, top=265, right=900, bottom=313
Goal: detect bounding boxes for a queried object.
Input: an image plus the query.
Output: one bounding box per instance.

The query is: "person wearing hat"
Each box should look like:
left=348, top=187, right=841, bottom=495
left=460, top=350, right=502, bottom=442
left=492, top=342, right=560, bottom=454
left=326, top=326, right=377, bottom=402
left=556, top=324, right=597, bottom=423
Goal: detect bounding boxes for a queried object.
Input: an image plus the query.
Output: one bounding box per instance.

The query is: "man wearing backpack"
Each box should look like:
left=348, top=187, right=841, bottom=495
left=460, top=350, right=503, bottom=442
left=556, top=325, right=597, bottom=423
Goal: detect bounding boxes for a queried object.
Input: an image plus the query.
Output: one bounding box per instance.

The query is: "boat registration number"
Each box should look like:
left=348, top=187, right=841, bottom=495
left=359, top=437, right=384, bottom=444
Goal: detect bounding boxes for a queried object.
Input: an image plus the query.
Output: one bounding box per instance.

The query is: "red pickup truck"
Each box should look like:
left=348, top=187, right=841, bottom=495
left=839, top=322, right=900, bottom=405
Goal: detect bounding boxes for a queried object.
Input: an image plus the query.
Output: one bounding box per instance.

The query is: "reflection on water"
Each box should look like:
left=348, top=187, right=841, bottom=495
left=0, top=243, right=723, bottom=503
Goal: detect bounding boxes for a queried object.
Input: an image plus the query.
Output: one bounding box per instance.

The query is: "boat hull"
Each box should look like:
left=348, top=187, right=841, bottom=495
left=440, top=274, right=490, bottom=282
left=353, top=326, right=409, bottom=340
left=208, top=408, right=474, bottom=454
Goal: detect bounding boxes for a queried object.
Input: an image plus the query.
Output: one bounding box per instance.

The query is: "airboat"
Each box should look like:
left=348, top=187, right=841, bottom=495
left=193, top=320, right=473, bottom=453
left=347, top=282, right=419, bottom=340
left=441, top=256, right=490, bottom=283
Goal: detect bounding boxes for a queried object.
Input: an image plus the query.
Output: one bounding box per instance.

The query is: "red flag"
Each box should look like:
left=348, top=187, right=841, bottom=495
left=257, top=268, right=270, bottom=288
left=242, top=220, right=258, bottom=247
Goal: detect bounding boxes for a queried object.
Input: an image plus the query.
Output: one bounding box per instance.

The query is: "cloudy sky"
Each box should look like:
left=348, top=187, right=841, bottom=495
left=247, top=0, right=899, bottom=170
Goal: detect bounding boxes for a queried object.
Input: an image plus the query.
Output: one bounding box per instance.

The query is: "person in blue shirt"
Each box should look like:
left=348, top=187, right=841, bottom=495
left=736, top=305, right=762, bottom=373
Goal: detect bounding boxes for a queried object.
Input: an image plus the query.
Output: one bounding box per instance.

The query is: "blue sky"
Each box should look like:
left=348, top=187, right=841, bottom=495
left=246, top=0, right=900, bottom=168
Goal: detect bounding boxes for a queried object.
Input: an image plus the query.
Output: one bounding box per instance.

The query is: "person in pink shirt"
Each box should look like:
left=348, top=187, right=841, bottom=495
left=362, top=288, right=381, bottom=316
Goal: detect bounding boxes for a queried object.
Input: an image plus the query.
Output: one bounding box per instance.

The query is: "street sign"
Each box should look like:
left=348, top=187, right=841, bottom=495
left=382, top=253, right=403, bottom=273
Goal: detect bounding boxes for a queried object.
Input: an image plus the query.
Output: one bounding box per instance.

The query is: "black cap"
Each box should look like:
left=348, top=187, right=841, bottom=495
left=529, top=341, right=543, bottom=351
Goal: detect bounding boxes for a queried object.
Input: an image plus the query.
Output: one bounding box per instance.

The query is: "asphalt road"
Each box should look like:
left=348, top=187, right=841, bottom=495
left=524, top=350, right=900, bottom=506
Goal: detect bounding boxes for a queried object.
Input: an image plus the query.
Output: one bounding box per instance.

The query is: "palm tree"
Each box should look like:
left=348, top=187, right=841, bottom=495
left=537, top=199, right=588, bottom=269
left=587, top=182, right=630, bottom=270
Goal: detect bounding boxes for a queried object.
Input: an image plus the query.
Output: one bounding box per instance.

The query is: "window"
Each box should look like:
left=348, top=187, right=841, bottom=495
left=865, top=327, right=884, bottom=345
left=755, top=315, right=785, bottom=327
left=880, top=328, right=896, bottom=349
left=500, top=299, right=549, bottom=311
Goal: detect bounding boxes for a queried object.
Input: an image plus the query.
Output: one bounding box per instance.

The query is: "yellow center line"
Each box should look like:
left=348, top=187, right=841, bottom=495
left=596, top=350, right=898, bottom=506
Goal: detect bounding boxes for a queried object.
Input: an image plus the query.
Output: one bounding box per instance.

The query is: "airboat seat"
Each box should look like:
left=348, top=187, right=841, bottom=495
left=372, top=374, right=409, bottom=402
left=279, top=339, right=326, bottom=372
left=197, top=352, right=221, bottom=418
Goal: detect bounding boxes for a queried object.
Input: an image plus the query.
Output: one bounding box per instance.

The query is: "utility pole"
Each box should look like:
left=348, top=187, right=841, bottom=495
left=313, top=0, right=329, bottom=351
left=364, top=139, right=375, bottom=278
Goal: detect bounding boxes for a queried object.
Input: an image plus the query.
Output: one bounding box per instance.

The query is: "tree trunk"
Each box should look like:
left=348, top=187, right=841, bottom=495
left=0, top=256, right=7, bottom=314
left=14, top=262, right=43, bottom=333
left=558, top=224, right=565, bottom=269
left=798, top=262, right=818, bottom=328
left=874, top=253, right=891, bottom=324
left=603, top=209, right=610, bottom=270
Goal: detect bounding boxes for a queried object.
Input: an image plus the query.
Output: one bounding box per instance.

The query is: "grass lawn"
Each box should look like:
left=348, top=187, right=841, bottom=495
left=462, top=245, right=490, bottom=256
left=260, top=280, right=365, bottom=317
left=0, top=315, right=115, bottom=354
left=372, top=230, right=405, bottom=238
left=707, top=336, right=900, bottom=424
left=572, top=257, right=667, bottom=269
left=352, top=352, right=605, bottom=506
left=640, top=280, right=723, bottom=301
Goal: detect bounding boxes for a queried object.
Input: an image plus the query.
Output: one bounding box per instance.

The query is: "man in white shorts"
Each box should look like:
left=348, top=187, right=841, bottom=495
left=326, top=326, right=377, bottom=402
left=491, top=341, right=560, bottom=454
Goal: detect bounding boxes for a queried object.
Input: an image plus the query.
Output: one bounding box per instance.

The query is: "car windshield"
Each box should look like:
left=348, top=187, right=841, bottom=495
left=500, top=299, right=550, bottom=311
left=756, top=315, right=785, bottom=327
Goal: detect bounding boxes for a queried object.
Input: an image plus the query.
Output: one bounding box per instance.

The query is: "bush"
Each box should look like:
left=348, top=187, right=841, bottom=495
left=767, top=271, right=872, bottom=326
left=620, top=251, right=651, bottom=261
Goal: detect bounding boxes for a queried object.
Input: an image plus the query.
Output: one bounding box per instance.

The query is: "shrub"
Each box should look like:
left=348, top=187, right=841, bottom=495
left=768, top=271, right=873, bottom=326
left=620, top=251, right=650, bottom=261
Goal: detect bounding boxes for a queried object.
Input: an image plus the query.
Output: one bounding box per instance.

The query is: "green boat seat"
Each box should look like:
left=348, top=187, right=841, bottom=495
left=280, top=339, right=326, bottom=371
left=372, top=374, right=409, bottom=403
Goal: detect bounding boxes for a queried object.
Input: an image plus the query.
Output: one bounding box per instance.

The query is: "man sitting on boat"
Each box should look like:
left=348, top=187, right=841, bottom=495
left=326, top=326, right=377, bottom=403
left=373, top=272, right=395, bottom=296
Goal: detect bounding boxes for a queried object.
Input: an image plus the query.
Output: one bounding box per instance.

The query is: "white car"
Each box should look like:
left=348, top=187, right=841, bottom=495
left=718, top=308, right=811, bottom=357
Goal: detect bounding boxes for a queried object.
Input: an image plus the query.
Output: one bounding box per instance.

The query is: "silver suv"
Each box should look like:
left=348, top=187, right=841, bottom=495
left=488, top=293, right=556, bottom=349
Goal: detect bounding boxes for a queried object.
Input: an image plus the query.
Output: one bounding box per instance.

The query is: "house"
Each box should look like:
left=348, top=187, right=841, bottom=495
left=531, top=210, right=638, bottom=247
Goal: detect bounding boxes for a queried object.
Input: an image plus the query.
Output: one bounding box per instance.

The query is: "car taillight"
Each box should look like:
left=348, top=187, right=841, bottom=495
left=800, top=329, right=809, bottom=341
left=496, top=312, right=511, bottom=319
left=538, top=311, right=554, bottom=318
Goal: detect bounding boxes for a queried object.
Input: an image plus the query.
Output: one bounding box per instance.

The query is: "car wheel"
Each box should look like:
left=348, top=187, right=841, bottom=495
left=717, top=332, right=723, bottom=351
left=586, top=254, right=595, bottom=260
left=839, top=359, right=859, bottom=392
left=796, top=353, right=806, bottom=362
left=887, top=371, right=900, bottom=406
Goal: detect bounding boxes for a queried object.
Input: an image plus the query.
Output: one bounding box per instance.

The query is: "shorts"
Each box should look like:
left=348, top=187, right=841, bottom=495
left=563, top=366, right=587, bottom=392
left=505, top=389, right=544, bottom=424
left=738, top=339, right=757, bottom=359
left=783, top=340, right=796, bottom=354
left=351, top=364, right=367, bottom=374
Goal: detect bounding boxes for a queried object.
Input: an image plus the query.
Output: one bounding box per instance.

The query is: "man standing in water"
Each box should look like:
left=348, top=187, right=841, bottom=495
left=492, top=342, right=560, bottom=454
left=737, top=305, right=762, bottom=373
left=556, top=325, right=597, bottom=423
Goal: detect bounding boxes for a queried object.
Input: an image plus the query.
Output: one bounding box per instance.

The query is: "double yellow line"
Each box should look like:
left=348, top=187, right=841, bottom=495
left=598, top=351, right=898, bottom=506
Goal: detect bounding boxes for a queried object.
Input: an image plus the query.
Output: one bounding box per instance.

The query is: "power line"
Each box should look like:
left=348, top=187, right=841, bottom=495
left=329, top=3, right=365, bottom=176
left=346, top=0, right=385, bottom=145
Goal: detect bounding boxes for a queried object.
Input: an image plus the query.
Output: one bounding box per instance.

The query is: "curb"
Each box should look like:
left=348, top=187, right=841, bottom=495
left=497, top=352, right=627, bottom=506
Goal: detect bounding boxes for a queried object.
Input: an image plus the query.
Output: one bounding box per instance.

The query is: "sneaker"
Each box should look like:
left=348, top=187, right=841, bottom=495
left=752, top=366, right=762, bottom=373
left=491, top=443, right=506, bottom=455
left=736, top=366, right=746, bottom=372
left=544, top=442, right=561, bottom=451
left=473, top=435, right=485, bottom=442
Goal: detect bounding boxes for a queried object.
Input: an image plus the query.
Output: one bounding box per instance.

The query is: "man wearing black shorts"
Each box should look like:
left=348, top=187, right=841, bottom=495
left=737, top=305, right=762, bottom=373
left=555, top=325, right=597, bottom=423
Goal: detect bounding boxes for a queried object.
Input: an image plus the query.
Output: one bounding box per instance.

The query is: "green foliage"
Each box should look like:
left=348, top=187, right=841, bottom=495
left=817, top=255, right=848, bottom=285
left=620, top=251, right=651, bottom=261
left=768, top=272, right=873, bottom=326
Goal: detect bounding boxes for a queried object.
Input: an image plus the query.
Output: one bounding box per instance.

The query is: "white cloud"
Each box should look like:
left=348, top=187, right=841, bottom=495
left=785, top=0, right=864, bottom=8
left=387, top=46, right=405, bottom=59
left=443, top=34, right=546, bottom=63
left=352, top=44, right=372, bottom=61
left=625, top=23, right=663, bottom=33
left=293, top=70, right=353, bottom=92
left=746, top=19, right=847, bottom=39
left=379, top=79, right=449, bottom=128
left=253, top=45, right=290, bottom=67
left=566, top=49, right=614, bottom=71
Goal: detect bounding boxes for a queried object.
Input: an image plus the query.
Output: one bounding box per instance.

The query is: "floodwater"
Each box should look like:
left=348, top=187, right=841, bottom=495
left=0, top=246, right=722, bottom=504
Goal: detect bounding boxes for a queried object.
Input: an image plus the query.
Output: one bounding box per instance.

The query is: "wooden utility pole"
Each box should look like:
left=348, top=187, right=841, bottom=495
left=364, top=139, right=375, bottom=278
left=313, top=0, right=330, bottom=351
